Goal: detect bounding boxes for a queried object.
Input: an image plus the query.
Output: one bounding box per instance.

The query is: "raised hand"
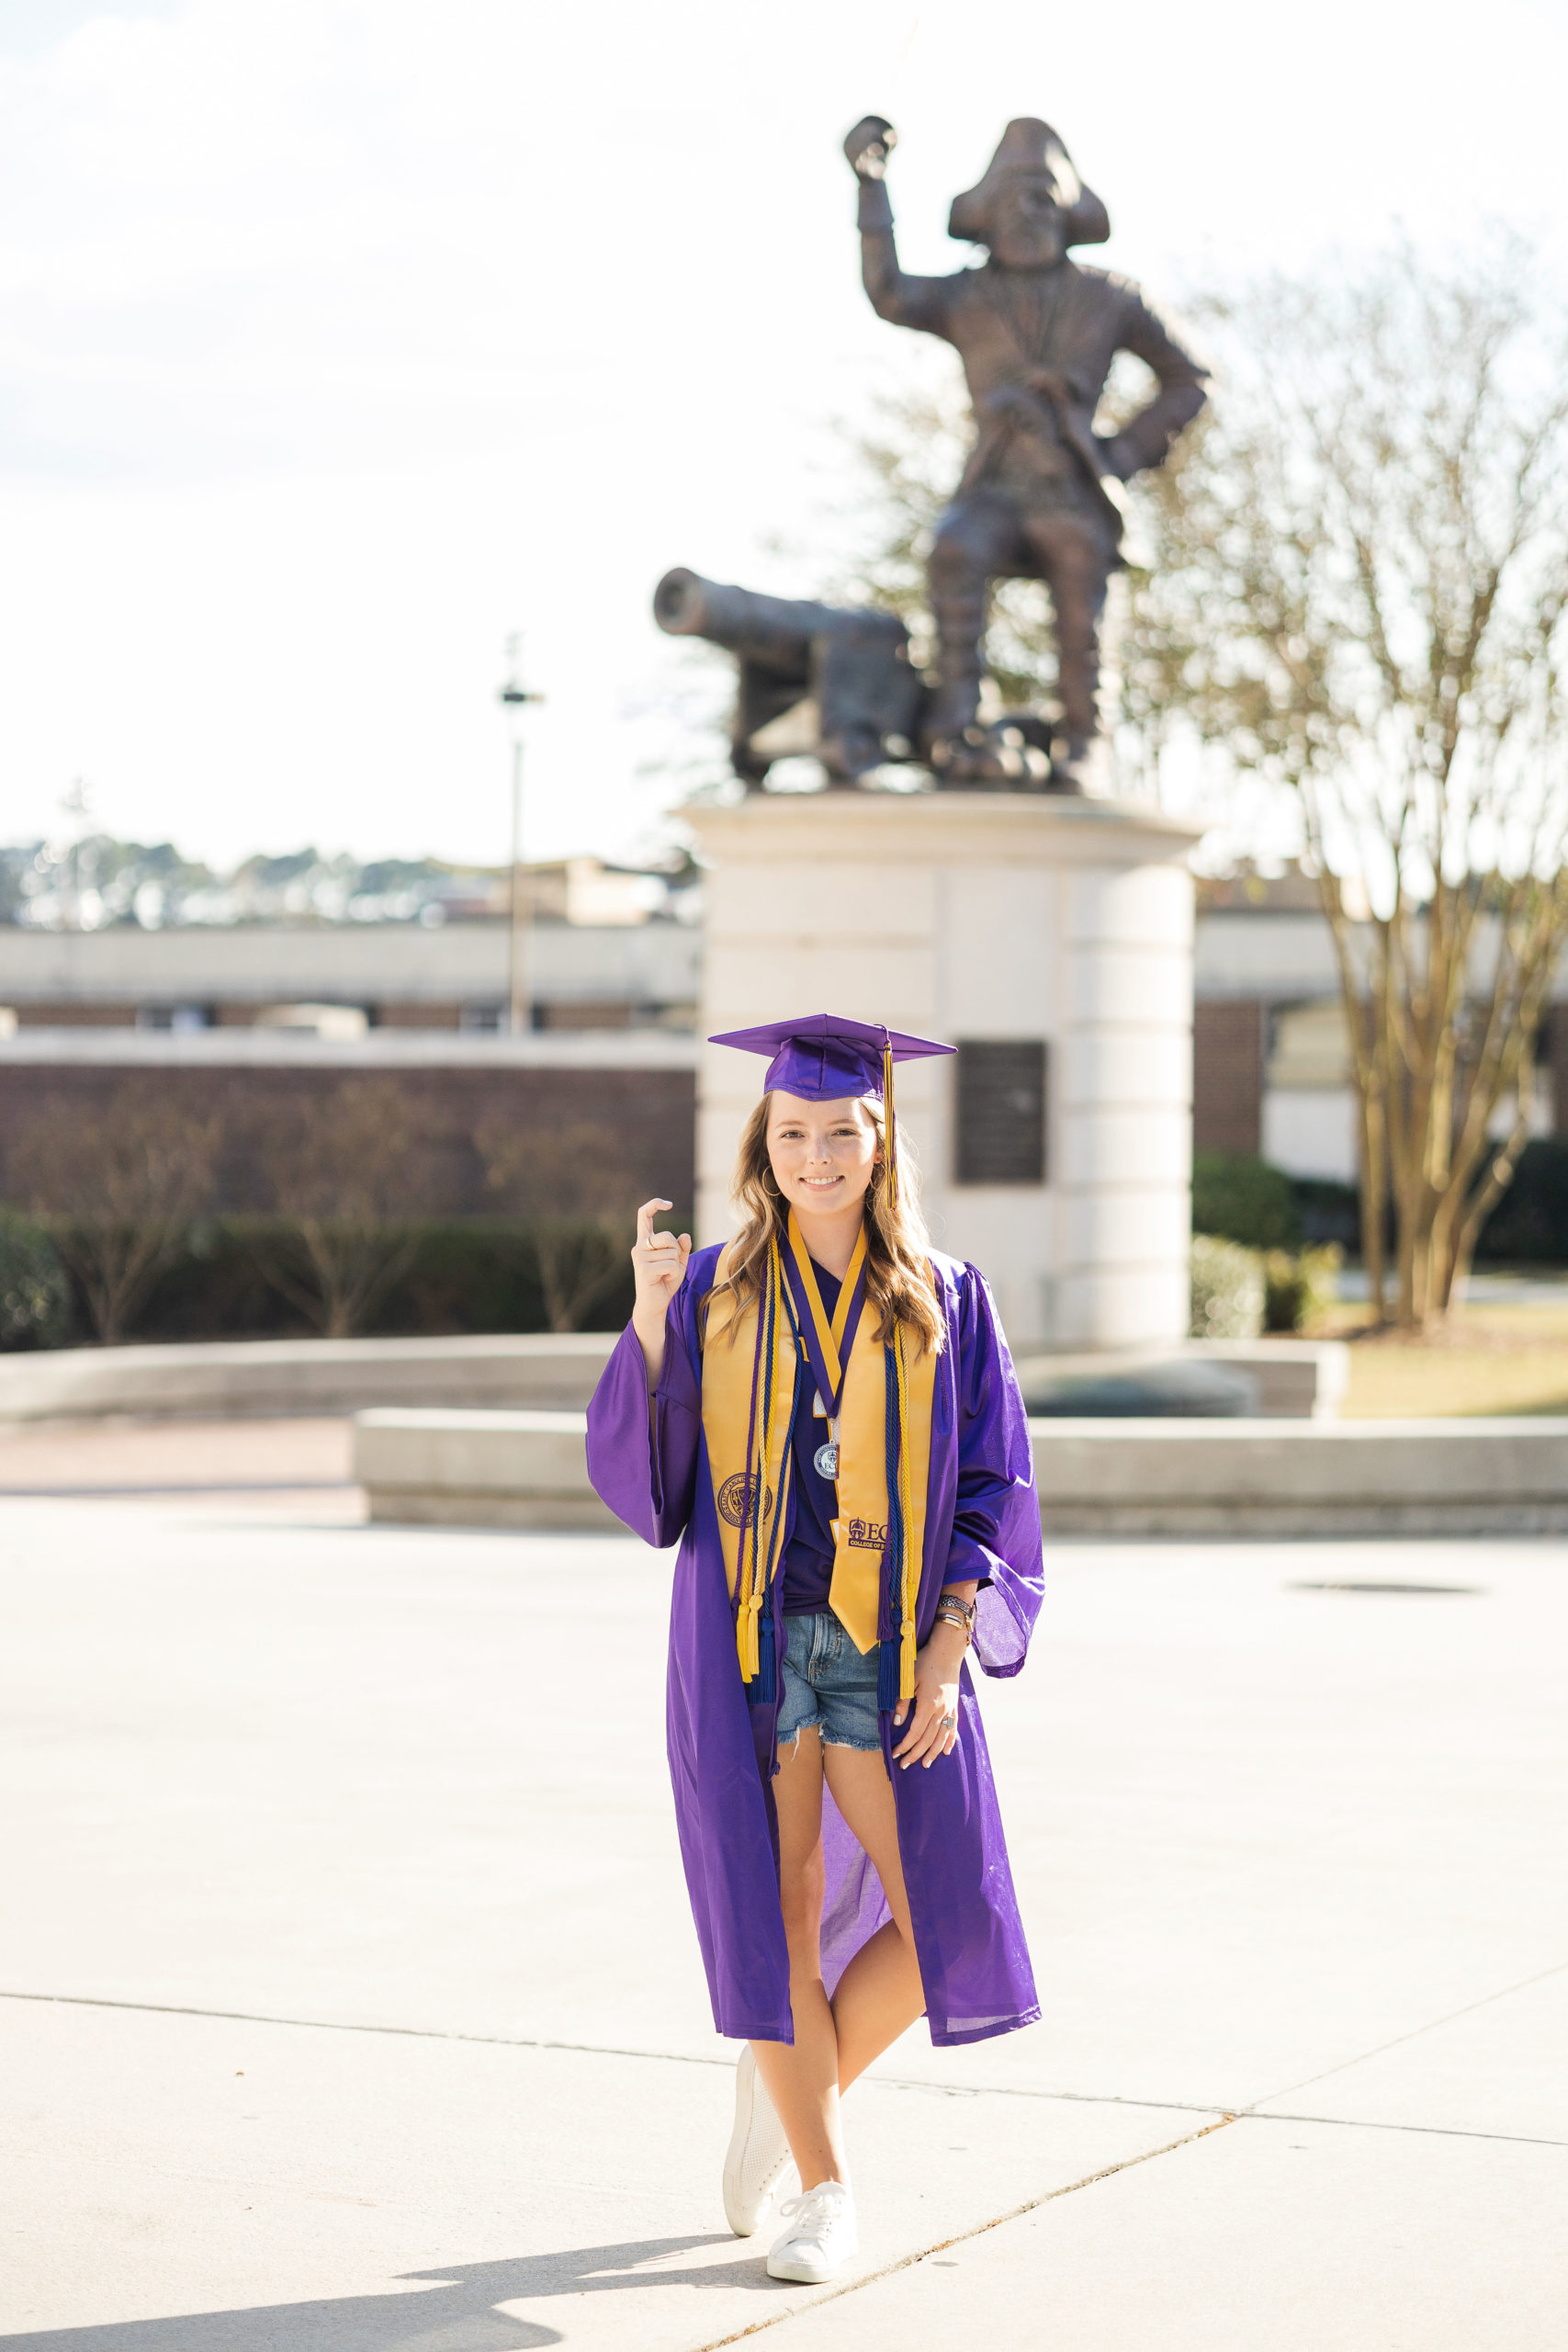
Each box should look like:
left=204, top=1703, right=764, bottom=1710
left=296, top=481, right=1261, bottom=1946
left=843, top=115, right=897, bottom=181
left=630, top=1196, right=692, bottom=1387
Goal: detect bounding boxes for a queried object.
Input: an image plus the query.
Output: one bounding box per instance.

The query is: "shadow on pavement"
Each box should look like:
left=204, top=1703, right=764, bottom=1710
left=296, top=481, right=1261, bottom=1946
left=0, top=2234, right=793, bottom=2351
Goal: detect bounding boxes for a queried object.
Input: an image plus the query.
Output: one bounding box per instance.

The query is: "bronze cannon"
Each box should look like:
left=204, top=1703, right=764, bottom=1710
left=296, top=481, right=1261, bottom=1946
left=653, top=567, right=926, bottom=787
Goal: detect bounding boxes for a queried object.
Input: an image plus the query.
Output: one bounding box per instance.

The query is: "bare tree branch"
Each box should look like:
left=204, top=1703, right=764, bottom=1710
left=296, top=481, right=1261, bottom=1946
left=1124, top=243, right=1568, bottom=1329
left=10, top=1088, right=224, bottom=1343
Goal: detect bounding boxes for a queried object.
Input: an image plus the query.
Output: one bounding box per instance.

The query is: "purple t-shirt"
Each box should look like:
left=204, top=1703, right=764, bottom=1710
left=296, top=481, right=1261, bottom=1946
left=781, top=1258, right=840, bottom=1616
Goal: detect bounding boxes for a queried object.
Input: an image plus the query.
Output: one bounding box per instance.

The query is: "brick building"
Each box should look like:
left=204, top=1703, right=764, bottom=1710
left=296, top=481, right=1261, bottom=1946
left=0, top=1029, right=697, bottom=1219
left=0, top=909, right=700, bottom=1221
left=5, top=869, right=1561, bottom=1219
left=1193, top=872, right=1564, bottom=1180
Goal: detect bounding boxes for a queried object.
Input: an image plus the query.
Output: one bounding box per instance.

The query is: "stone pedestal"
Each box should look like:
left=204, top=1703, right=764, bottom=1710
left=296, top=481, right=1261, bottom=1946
left=686, top=790, right=1201, bottom=1351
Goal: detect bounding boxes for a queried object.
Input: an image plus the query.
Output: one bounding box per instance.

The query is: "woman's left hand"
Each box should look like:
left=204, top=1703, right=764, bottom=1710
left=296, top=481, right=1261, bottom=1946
left=891, top=1623, right=964, bottom=1770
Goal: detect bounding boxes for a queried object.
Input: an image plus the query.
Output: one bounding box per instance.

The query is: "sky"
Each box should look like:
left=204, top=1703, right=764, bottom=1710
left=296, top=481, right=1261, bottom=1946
left=1, top=0, right=1565, bottom=871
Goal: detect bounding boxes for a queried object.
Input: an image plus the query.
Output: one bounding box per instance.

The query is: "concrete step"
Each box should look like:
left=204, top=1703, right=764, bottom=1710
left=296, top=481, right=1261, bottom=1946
left=0, top=1332, right=617, bottom=1423
left=352, top=1407, right=1568, bottom=1538
left=1, top=1330, right=1347, bottom=1428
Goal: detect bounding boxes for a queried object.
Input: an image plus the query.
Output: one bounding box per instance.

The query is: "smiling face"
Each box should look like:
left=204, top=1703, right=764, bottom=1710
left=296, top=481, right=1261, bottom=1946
left=765, top=1091, right=881, bottom=1223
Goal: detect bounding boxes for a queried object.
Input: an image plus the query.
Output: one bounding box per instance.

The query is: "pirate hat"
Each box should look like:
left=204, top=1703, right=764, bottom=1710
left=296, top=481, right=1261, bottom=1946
left=948, top=118, right=1110, bottom=248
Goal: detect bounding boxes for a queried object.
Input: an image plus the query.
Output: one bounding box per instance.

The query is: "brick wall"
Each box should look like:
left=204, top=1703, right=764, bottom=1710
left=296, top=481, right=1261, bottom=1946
left=1193, top=1001, right=1264, bottom=1157
left=0, top=1062, right=695, bottom=1218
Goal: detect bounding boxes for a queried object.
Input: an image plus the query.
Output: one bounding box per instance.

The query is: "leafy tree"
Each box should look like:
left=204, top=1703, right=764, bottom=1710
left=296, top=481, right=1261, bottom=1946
left=1127, top=244, right=1568, bottom=1327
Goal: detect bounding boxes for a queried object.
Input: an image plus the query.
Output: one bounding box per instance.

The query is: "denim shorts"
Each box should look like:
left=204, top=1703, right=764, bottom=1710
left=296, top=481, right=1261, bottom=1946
left=776, top=1610, right=883, bottom=1754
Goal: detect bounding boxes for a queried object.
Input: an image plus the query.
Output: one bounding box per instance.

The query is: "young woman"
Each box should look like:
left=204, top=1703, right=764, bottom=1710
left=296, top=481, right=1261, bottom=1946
left=586, top=1012, right=1043, bottom=2285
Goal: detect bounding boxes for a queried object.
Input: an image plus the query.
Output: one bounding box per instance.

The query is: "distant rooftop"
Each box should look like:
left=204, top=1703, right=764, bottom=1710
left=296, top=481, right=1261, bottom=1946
left=0, top=835, right=701, bottom=934
left=1195, top=865, right=1325, bottom=914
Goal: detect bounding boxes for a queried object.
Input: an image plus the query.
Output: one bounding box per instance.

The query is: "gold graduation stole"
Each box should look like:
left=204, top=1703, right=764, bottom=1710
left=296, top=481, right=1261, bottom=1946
left=701, top=1240, right=796, bottom=1692
left=700, top=1222, right=937, bottom=1706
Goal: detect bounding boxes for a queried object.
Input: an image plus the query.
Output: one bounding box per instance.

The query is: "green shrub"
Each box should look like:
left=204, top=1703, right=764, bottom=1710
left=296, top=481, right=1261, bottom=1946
left=25, top=1215, right=648, bottom=1347
left=1190, top=1234, right=1264, bottom=1340
left=1263, top=1244, right=1343, bottom=1332
left=1473, top=1139, right=1568, bottom=1263
left=0, top=1207, right=72, bottom=1350
left=1292, top=1177, right=1360, bottom=1250
left=1191, top=1153, right=1303, bottom=1250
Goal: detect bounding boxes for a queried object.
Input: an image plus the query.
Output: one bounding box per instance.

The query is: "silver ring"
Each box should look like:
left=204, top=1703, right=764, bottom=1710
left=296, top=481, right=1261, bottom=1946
left=941, top=1712, right=956, bottom=1730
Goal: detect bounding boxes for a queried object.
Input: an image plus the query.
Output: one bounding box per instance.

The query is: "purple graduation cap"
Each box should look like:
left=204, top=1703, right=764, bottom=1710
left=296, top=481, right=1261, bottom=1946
left=708, top=1012, right=954, bottom=1205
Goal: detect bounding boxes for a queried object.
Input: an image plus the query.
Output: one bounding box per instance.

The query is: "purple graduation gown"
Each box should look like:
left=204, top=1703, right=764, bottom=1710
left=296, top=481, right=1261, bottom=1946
left=585, top=1243, right=1043, bottom=2048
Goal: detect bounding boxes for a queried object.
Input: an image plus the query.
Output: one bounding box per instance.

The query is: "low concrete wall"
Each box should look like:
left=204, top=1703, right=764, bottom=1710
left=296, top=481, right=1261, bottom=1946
left=2, top=1329, right=1348, bottom=1429
left=1198, top=1340, right=1350, bottom=1419
left=0, top=1334, right=617, bottom=1424
left=355, top=1408, right=624, bottom=1531
left=351, top=1407, right=1568, bottom=1537
left=1032, top=1417, right=1568, bottom=1535
left=1015, top=1340, right=1348, bottom=1420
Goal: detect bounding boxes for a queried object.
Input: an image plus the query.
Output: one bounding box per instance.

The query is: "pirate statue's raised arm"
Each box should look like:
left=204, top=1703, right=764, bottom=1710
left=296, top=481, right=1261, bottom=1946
left=844, top=115, right=1208, bottom=790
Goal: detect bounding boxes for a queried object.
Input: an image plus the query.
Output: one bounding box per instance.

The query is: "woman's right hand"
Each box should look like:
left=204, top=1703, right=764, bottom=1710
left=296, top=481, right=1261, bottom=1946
left=630, top=1197, right=691, bottom=1386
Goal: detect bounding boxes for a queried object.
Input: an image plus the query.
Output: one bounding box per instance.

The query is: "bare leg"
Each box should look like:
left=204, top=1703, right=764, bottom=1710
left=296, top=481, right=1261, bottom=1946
left=749, top=1726, right=847, bottom=2188
left=750, top=1733, right=928, bottom=2183
left=821, top=1745, right=926, bottom=2089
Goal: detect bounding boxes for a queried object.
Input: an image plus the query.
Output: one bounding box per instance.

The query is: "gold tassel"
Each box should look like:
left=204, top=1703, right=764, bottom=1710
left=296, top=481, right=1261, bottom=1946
left=735, top=1238, right=785, bottom=1683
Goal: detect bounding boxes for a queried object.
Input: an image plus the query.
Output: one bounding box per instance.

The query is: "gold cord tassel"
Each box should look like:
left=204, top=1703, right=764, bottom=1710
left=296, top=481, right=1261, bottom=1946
left=736, top=1238, right=784, bottom=1683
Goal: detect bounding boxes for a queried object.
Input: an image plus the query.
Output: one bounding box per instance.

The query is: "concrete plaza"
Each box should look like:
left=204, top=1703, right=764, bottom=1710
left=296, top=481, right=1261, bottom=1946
left=0, top=1418, right=1563, bottom=2349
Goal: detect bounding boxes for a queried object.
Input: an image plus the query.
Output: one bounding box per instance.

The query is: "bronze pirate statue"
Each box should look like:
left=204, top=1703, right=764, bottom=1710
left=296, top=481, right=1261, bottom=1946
left=847, top=115, right=1208, bottom=788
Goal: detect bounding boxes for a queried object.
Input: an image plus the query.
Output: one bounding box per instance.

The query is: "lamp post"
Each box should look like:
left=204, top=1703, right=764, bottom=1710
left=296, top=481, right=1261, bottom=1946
left=498, top=639, right=544, bottom=1037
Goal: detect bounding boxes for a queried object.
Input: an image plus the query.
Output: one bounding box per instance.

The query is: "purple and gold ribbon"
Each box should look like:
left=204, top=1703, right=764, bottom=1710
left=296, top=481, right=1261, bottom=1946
left=783, top=1209, right=868, bottom=1421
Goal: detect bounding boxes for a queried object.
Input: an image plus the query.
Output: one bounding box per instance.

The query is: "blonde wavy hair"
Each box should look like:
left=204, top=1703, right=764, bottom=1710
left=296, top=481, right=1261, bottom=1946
left=704, top=1092, right=945, bottom=1355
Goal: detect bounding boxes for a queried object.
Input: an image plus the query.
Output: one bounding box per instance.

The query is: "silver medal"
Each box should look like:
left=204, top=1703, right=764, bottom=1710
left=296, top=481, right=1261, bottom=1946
left=813, top=1440, right=840, bottom=1480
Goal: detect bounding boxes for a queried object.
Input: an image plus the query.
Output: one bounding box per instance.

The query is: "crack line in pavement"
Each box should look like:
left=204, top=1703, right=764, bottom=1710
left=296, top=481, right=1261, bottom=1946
left=1241, top=2109, right=1567, bottom=2149
left=0, top=1991, right=1224, bottom=2120
left=685, top=2114, right=1238, bottom=2351
left=6, top=1992, right=1561, bottom=2149
left=1243, top=1957, right=1568, bottom=2111
left=0, top=1990, right=1247, bottom=2110
left=0, top=1989, right=736, bottom=2073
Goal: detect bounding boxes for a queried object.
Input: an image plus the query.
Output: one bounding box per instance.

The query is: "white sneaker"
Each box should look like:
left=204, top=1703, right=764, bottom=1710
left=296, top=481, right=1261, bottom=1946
left=766, top=2178, right=858, bottom=2283
left=722, top=2044, right=795, bottom=2236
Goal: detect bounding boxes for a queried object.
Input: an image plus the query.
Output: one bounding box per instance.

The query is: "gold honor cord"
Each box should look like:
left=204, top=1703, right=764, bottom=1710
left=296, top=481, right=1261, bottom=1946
left=784, top=1209, right=919, bottom=1700
left=784, top=1210, right=867, bottom=1409
left=735, top=1237, right=793, bottom=1684
left=877, top=1028, right=918, bottom=1695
